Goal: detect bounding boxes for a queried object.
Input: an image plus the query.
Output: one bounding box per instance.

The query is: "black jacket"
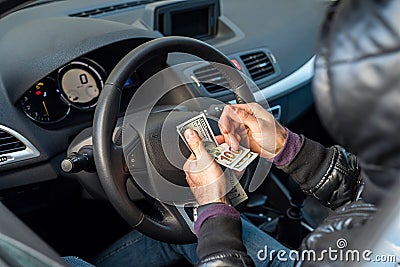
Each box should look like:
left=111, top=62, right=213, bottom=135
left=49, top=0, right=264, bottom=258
left=197, top=0, right=400, bottom=265
left=196, top=136, right=363, bottom=267
left=313, top=0, right=400, bottom=203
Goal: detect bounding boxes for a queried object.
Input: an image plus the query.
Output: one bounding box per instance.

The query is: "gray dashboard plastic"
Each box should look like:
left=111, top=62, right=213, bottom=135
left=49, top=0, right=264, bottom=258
left=0, top=17, right=160, bottom=104
left=0, top=0, right=328, bottom=188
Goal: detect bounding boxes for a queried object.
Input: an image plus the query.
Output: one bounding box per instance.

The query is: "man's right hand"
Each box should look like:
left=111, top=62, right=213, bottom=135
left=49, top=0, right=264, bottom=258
left=218, top=103, right=287, bottom=159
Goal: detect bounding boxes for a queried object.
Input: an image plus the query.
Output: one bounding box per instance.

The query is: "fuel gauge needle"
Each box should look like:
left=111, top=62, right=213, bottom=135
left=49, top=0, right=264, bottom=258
left=42, top=101, right=50, bottom=116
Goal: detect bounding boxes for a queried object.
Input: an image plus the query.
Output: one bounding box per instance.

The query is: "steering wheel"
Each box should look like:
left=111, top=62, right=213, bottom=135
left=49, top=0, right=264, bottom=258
left=93, top=36, right=256, bottom=243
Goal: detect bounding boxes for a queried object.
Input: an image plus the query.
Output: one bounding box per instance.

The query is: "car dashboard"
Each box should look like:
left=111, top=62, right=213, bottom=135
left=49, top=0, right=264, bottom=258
left=0, top=0, right=327, bottom=192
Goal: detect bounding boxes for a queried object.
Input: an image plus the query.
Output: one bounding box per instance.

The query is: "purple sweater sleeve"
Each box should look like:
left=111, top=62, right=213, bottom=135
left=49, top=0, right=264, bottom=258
left=194, top=203, right=247, bottom=262
left=273, top=128, right=303, bottom=167
left=194, top=204, right=240, bottom=236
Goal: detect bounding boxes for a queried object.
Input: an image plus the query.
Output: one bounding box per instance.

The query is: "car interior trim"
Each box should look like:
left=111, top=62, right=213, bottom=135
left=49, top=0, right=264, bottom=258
left=0, top=232, right=64, bottom=267
left=0, top=125, right=40, bottom=167
left=268, top=105, right=282, bottom=121
left=229, top=56, right=315, bottom=104
left=176, top=205, right=195, bottom=234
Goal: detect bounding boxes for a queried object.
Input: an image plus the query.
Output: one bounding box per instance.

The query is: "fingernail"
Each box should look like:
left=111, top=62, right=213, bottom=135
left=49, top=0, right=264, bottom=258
left=185, top=129, right=195, bottom=139
left=231, top=107, right=238, bottom=113
left=233, top=142, right=238, bottom=150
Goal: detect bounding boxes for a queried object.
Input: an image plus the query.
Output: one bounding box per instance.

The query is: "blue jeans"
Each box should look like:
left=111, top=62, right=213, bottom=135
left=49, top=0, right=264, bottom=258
left=85, top=218, right=294, bottom=267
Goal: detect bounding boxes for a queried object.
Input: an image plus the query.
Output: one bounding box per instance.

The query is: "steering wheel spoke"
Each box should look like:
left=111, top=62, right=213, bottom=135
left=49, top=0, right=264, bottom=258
left=111, top=144, right=130, bottom=178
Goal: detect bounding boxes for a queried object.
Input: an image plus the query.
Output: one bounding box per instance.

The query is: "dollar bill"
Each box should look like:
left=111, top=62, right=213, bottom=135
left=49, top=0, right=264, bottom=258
left=176, top=113, right=218, bottom=154
left=210, top=143, right=251, bottom=171
left=232, top=151, right=258, bottom=172
left=177, top=113, right=252, bottom=207
left=177, top=113, right=258, bottom=171
left=225, top=169, right=248, bottom=207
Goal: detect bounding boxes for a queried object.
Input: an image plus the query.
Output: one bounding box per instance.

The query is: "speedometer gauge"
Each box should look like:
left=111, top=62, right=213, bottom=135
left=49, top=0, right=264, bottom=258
left=58, top=59, right=105, bottom=110
left=20, top=77, right=70, bottom=124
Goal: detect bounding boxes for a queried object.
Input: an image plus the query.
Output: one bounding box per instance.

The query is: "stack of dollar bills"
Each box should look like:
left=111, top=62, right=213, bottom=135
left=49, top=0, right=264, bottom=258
left=177, top=113, right=258, bottom=172
left=177, top=113, right=259, bottom=207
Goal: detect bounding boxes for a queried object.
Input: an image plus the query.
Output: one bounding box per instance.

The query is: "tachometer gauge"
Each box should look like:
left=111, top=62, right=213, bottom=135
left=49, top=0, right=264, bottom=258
left=20, top=77, right=70, bottom=124
left=58, top=59, right=105, bottom=110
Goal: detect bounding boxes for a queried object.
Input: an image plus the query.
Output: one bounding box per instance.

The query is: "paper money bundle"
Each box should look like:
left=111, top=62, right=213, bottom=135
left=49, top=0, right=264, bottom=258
left=177, top=113, right=258, bottom=172
left=177, top=113, right=257, bottom=207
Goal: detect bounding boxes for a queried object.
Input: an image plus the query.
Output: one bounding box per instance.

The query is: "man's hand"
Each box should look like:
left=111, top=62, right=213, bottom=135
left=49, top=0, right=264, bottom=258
left=183, top=129, right=229, bottom=206
left=218, top=103, right=287, bottom=159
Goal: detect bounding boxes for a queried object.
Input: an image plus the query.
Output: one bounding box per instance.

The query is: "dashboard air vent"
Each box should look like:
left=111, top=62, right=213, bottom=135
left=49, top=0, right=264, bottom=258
left=0, top=130, right=26, bottom=154
left=240, top=51, right=275, bottom=81
left=193, top=65, right=230, bottom=94
left=70, top=0, right=165, bottom=17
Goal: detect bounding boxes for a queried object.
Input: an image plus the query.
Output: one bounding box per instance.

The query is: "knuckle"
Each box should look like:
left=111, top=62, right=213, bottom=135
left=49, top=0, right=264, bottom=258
left=189, top=141, right=200, bottom=151
left=248, top=103, right=257, bottom=109
left=239, top=110, right=250, bottom=120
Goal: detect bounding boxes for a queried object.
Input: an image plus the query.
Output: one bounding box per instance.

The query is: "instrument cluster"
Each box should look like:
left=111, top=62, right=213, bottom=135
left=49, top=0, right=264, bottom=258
left=20, top=58, right=106, bottom=124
